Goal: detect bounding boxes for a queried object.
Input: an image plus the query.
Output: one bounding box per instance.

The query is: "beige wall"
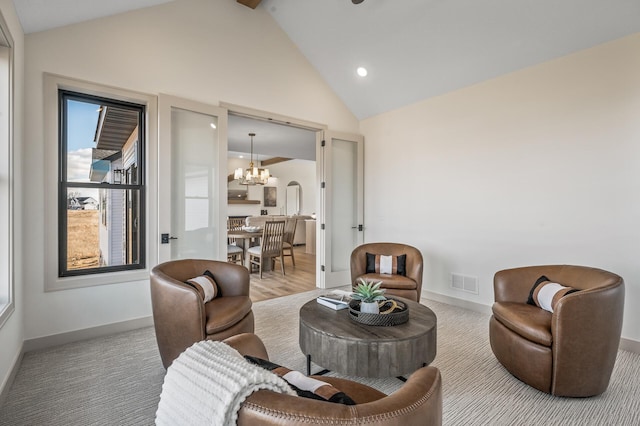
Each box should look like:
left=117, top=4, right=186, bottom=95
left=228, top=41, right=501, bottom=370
left=22, top=0, right=358, bottom=341
left=361, top=33, right=640, bottom=342
left=0, top=0, right=24, bottom=399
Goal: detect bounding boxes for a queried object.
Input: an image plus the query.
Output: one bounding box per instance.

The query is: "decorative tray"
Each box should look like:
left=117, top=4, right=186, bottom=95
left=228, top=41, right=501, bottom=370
left=348, top=298, right=409, bottom=326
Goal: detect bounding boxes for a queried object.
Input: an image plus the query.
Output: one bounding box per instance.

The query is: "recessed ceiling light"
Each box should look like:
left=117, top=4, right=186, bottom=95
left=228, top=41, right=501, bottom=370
left=356, top=67, right=368, bottom=77
left=210, top=122, right=217, bottom=129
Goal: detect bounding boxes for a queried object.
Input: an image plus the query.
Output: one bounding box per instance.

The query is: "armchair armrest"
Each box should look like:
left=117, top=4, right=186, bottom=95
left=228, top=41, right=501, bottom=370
left=239, top=366, right=442, bottom=425
left=204, top=261, right=251, bottom=297
left=150, top=269, right=206, bottom=368
left=355, top=366, right=442, bottom=425
left=350, top=247, right=368, bottom=283
left=551, top=283, right=624, bottom=396
left=223, top=333, right=269, bottom=360
left=493, top=266, right=552, bottom=303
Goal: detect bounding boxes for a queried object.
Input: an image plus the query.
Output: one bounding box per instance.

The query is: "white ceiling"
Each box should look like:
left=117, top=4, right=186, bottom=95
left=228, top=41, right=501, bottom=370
left=263, top=0, right=640, bottom=119
left=13, top=0, right=174, bottom=34
left=12, top=0, right=640, bottom=149
left=227, top=115, right=316, bottom=161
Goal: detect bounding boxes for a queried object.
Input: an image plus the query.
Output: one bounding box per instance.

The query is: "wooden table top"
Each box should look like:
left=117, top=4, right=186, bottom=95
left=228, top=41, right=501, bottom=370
left=299, top=297, right=437, bottom=377
left=300, top=297, right=436, bottom=342
left=228, top=230, right=262, bottom=238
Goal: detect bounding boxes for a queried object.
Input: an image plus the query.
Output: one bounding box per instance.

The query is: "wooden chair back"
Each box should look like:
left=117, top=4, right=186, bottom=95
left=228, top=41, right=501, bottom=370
left=260, top=220, right=285, bottom=258
left=227, top=217, right=245, bottom=244
left=283, top=217, right=297, bottom=246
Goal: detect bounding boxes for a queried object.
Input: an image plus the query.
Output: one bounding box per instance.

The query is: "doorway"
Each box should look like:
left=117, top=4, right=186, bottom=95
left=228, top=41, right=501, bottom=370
left=158, top=98, right=364, bottom=299
left=227, top=112, right=318, bottom=301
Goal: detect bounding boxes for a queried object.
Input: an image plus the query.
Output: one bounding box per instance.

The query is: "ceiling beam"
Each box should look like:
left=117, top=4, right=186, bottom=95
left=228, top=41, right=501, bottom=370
left=237, top=0, right=262, bottom=9
left=261, top=157, right=292, bottom=166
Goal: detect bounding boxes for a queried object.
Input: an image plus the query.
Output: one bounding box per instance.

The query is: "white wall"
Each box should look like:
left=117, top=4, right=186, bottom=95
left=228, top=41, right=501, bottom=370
left=269, top=159, right=317, bottom=216
left=0, top=0, right=23, bottom=398
left=361, top=33, right=640, bottom=342
left=22, top=0, right=358, bottom=340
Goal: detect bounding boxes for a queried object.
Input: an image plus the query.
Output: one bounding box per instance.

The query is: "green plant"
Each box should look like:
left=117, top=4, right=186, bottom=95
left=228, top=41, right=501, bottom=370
left=352, top=278, right=386, bottom=303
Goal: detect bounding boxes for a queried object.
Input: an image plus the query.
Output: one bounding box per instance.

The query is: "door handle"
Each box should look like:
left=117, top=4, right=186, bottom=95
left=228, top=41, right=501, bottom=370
left=161, top=233, right=179, bottom=244
left=351, top=225, right=364, bottom=231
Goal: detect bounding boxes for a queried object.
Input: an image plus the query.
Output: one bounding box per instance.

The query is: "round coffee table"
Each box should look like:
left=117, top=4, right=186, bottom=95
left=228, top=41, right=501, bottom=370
left=299, top=297, right=437, bottom=378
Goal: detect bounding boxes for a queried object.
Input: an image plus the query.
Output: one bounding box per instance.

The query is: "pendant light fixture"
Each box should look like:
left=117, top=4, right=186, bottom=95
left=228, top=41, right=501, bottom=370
left=234, top=132, right=270, bottom=185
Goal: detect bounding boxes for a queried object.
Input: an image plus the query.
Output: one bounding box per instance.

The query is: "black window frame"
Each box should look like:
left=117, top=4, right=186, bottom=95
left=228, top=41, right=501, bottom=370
left=58, top=90, right=146, bottom=277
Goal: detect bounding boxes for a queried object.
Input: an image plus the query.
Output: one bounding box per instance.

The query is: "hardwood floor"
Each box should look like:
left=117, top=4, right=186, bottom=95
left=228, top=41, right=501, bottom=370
left=249, top=245, right=317, bottom=302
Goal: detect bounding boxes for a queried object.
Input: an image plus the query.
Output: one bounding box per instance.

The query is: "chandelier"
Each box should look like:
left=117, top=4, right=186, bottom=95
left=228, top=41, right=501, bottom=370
left=234, top=132, right=270, bottom=185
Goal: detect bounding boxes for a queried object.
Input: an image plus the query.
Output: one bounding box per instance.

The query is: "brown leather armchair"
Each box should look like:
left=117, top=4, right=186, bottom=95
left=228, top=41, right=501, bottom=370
left=351, top=242, right=424, bottom=301
left=489, top=265, right=624, bottom=397
left=223, top=333, right=442, bottom=426
left=150, top=259, right=255, bottom=369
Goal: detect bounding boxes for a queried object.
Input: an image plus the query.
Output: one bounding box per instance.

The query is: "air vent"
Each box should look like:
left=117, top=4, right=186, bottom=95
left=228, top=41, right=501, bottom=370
left=451, top=273, right=479, bottom=295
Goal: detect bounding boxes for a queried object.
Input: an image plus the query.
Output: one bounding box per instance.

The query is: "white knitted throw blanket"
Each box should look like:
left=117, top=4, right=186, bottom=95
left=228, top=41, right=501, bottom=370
left=155, top=340, right=296, bottom=426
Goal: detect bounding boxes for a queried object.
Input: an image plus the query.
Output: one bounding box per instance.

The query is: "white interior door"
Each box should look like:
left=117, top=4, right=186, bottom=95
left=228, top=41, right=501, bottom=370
left=317, top=131, right=364, bottom=288
left=158, top=95, right=228, bottom=263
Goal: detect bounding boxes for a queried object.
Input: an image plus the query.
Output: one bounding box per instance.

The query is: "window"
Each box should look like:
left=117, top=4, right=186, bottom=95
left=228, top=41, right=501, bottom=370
left=58, top=91, right=146, bottom=277
left=0, top=11, right=14, bottom=327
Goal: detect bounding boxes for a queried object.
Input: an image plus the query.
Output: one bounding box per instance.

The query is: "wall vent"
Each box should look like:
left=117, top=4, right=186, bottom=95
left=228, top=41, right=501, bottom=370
left=451, top=273, right=479, bottom=295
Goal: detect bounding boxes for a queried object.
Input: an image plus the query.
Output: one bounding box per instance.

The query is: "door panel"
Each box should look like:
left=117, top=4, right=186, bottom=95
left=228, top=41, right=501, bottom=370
left=318, top=131, right=364, bottom=288
left=158, top=95, right=227, bottom=263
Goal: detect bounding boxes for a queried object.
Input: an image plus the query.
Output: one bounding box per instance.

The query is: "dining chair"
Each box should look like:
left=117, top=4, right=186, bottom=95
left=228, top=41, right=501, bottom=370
left=282, top=217, right=297, bottom=267
left=227, top=217, right=246, bottom=264
left=247, top=220, right=285, bottom=278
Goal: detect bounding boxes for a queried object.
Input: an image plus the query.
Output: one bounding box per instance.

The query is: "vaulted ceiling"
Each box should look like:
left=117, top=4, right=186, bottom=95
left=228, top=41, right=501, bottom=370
left=14, top=0, right=640, bottom=121
left=13, top=0, right=640, bottom=154
left=261, top=0, right=640, bottom=119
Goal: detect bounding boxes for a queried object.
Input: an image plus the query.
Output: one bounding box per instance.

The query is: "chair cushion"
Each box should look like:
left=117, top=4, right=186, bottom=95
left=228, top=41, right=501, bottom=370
left=247, top=246, right=261, bottom=256
left=492, top=302, right=552, bottom=347
left=366, top=253, right=407, bottom=276
left=358, top=273, right=416, bottom=290
left=205, top=296, right=253, bottom=335
left=227, top=245, right=243, bottom=254
left=245, top=356, right=356, bottom=405
left=527, top=275, right=579, bottom=313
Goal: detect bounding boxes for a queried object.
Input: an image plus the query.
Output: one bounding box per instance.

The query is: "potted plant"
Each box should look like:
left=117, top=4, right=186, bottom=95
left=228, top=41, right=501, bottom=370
left=352, top=278, right=386, bottom=314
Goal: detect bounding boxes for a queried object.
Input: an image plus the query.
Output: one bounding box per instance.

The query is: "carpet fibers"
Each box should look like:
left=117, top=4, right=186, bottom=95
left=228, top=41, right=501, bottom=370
left=1, top=289, right=639, bottom=425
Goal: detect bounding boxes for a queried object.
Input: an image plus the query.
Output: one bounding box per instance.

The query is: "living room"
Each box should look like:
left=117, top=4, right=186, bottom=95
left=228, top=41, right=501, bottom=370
left=0, top=0, right=639, bottom=424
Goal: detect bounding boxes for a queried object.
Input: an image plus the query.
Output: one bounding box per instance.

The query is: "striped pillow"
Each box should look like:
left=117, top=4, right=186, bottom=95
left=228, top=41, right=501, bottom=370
left=365, top=253, right=407, bottom=276
left=185, top=270, right=219, bottom=302
left=527, top=275, right=578, bottom=313
left=245, top=356, right=356, bottom=405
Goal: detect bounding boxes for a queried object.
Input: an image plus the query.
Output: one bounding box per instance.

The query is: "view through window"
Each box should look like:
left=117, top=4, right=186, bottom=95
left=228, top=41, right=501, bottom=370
left=59, top=91, right=146, bottom=277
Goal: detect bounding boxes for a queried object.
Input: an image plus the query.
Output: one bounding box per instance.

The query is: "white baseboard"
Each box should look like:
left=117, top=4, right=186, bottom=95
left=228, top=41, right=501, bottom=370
left=0, top=342, right=23, bottom=408
left=23, top=316, right=154, bottom=353
left=422, top=291, right=639, bottom=355
left=620, top=337, right=640, bottom=354
left=422, top=290, right=492, bottom=316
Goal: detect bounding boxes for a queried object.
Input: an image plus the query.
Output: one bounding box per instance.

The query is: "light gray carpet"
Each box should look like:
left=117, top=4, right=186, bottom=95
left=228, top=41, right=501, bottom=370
left=1, top=289, right=639, bottom=425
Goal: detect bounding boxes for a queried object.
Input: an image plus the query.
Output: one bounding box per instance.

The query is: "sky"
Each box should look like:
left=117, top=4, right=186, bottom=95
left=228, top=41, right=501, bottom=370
left=66, top=99, right=100, bottom=198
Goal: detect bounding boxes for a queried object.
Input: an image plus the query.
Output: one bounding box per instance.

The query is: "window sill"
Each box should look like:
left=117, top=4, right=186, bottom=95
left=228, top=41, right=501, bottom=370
left=45, top=269, right=150, bottom=292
